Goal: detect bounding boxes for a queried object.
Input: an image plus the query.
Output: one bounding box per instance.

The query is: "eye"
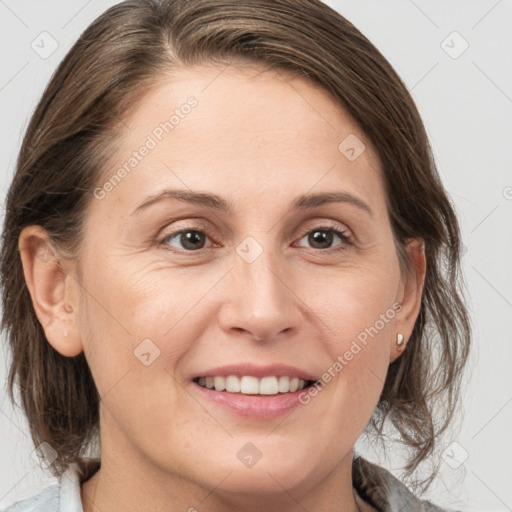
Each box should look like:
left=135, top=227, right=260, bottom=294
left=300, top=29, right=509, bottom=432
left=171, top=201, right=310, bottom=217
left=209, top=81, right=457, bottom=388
left=160, top=229, right=213, bottom=252
left=295, top=227, right=352, bottom=251
left=159, top=225, right=352, bottom=254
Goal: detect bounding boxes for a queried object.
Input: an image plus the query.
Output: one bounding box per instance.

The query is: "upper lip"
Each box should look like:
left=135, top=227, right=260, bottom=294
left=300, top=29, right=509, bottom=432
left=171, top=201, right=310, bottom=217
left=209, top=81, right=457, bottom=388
left=193, top=363, right=319, bottom=382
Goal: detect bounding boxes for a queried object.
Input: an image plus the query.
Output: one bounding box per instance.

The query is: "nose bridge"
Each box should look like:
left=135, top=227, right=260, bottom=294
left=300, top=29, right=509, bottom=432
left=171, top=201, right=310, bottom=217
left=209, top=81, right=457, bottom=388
left=219, top=235, right=301, bottom=340
left=236, top=238, right=288, bottom=313
left=241, top=248, right=283, bottom=305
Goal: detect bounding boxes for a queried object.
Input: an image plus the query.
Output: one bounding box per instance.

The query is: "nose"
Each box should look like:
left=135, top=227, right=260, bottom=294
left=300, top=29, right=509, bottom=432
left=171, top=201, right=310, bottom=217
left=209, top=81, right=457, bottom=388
left=217, top=245, right=303, bottom=342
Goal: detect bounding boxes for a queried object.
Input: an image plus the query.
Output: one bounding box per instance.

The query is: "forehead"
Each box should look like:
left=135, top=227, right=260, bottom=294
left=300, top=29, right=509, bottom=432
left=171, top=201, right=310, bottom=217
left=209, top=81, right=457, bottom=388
left=93, top=61, right=385, bottom=218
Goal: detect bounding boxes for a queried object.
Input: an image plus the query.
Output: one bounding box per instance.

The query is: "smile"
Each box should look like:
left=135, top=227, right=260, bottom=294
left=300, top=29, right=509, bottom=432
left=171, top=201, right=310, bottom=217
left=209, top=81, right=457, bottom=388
left=194, top=375, right=316, bottom=395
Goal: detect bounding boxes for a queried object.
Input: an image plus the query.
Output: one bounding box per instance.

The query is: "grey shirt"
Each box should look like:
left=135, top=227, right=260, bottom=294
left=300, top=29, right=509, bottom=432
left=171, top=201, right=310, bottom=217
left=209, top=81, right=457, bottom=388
left=3, top=456, right=452, bottom=512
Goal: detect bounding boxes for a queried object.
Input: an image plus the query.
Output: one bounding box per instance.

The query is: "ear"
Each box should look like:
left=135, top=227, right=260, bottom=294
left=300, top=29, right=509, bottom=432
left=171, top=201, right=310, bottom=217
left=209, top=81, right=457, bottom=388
left=18, top=225, right=83, bottom=357
left=389, top=238, right=426, bottom=363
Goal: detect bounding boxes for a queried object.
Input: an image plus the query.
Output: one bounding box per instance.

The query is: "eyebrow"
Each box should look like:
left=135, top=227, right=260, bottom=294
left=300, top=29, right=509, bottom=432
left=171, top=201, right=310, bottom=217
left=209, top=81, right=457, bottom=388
left=131, top=189, right=373, bottom=217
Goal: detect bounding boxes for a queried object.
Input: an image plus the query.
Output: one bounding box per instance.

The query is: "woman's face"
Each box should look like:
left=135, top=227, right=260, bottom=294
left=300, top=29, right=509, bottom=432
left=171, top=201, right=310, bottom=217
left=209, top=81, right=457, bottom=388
left=31, top=62, right=424, bottom=505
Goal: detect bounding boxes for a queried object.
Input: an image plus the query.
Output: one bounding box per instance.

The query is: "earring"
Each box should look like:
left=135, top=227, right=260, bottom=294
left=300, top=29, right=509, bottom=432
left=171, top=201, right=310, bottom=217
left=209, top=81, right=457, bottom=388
left=396, top=333, right=405, bottom=351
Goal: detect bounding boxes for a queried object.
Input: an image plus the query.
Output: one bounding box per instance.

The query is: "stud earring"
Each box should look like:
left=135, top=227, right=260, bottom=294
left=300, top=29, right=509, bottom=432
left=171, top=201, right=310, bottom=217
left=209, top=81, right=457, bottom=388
left=396, top=333, right=405, bottom=351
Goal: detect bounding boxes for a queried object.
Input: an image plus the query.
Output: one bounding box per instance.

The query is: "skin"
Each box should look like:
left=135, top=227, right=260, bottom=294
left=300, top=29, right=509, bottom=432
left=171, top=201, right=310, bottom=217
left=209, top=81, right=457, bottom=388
left=19, top=62, right=425, bottom=512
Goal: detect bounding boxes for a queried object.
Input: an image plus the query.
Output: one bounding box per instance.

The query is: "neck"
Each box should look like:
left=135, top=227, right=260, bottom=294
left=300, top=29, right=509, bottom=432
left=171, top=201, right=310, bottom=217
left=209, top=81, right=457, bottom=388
left=80, top=452, right=374, bottom=512
left=80, top=413, right=375, bottom=512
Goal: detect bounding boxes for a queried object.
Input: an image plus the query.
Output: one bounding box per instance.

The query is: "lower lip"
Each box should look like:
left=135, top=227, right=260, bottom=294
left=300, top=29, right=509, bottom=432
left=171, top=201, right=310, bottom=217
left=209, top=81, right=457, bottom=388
left=191, top=381, right=310, bottom=419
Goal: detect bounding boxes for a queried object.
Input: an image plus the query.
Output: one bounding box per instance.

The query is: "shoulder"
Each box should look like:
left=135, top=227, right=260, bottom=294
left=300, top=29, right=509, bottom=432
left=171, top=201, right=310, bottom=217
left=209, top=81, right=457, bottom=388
left=352, top=456, right=456, bottom=512
left=2, top=458, right=100, bottom=512
left=2, top=484, right=60, bottom=512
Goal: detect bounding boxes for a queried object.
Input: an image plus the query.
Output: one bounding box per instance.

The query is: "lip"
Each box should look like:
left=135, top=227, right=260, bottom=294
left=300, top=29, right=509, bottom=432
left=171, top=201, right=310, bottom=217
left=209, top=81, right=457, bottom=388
left=191, top=380, right=312, bottom=419
left=192, top=363, right=319, bottom=381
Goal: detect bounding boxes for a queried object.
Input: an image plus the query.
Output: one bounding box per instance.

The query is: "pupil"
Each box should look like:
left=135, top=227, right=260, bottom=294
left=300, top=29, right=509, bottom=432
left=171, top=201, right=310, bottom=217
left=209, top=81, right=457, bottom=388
left=309, top=230, right=332, bottom=249
left=182, top=231, right=205, bottom=250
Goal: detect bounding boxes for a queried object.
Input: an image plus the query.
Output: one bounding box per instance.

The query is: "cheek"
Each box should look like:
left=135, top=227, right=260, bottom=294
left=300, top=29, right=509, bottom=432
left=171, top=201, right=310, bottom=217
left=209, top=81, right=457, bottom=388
left=314, top=260, right=400, bottom=343
left=305, top=263, right=399, bottom=403
left=77, top=255, right=220, bottom=393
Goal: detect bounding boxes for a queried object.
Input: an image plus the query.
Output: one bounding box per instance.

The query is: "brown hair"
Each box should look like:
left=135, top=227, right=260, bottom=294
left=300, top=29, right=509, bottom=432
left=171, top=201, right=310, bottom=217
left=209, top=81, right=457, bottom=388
left=1, top=0, right=470, bottom=492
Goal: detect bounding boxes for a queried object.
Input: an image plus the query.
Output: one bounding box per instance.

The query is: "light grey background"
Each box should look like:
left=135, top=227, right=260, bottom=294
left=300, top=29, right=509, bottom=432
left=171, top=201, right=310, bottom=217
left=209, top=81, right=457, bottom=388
left=1, top=0, right=511, bottom=510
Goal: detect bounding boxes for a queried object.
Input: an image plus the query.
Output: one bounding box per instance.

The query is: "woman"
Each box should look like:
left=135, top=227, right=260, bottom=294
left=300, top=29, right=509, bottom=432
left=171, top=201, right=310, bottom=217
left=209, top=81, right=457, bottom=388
left=1, top=0, right=471, bottom=511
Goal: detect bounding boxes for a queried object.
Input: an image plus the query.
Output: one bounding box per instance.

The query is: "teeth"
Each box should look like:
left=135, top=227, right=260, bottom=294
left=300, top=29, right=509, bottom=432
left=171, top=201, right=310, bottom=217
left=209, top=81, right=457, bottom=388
left=214, top=376, right=226, bottom=391
left=197, top=375, right=310, bottom=394
left=226, top=375, right=241, bottom=393
left=241, top=376, right=259, bottom=394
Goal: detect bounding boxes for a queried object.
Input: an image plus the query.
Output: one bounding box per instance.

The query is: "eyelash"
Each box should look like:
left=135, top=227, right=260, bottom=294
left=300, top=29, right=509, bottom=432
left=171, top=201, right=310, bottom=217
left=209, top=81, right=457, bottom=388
left=158, top=224, right=353, bottom=254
